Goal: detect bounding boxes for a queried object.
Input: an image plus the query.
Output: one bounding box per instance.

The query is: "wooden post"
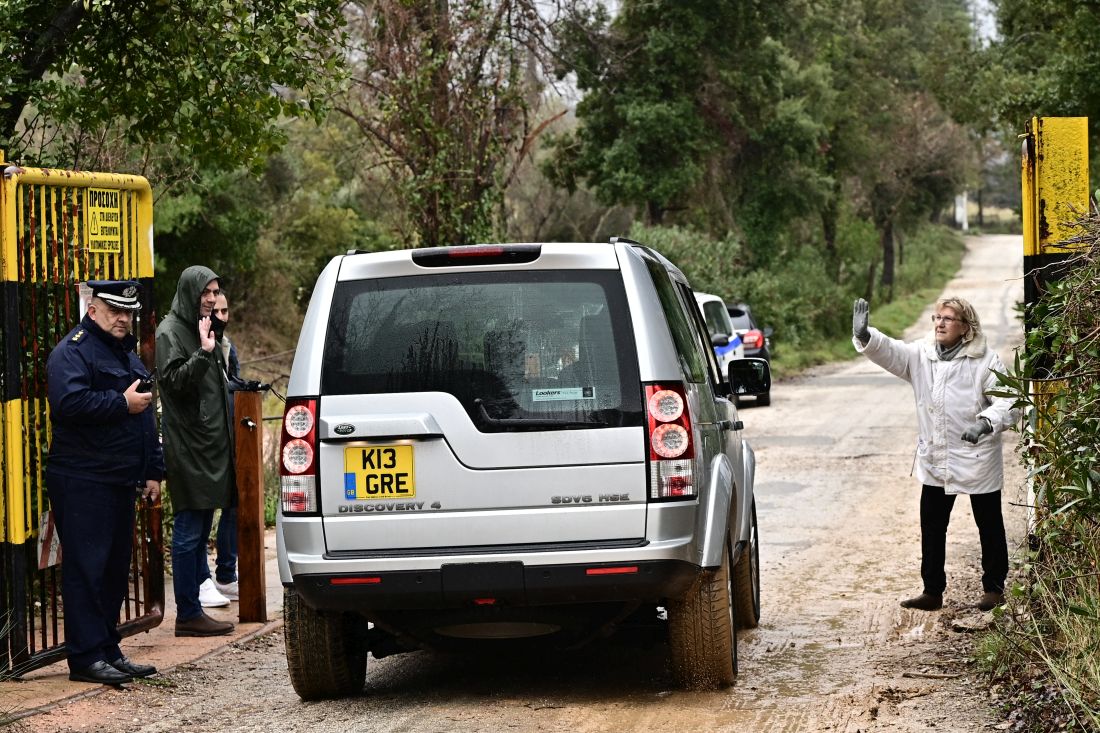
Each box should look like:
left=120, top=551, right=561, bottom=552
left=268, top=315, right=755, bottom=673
left=234, top=390, right=267, bottom=622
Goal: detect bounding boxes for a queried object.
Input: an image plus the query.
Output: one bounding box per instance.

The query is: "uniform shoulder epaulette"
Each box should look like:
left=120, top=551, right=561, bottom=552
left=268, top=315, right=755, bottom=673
left=71, top=329, right=85, bottom=342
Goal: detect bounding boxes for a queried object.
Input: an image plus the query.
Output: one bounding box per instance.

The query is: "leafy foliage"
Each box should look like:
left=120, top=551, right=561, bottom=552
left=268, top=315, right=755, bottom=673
left=993, top=0, right=1100, bottom=185
left=980, top=211, right=1100, bottom=730
left=0, top=0, right=346, bottom=171
left=334, top=0, right=586, bottom=247
left=548, top=0, right=976, bottom=297
left=547, top=0, right=831, bottom=238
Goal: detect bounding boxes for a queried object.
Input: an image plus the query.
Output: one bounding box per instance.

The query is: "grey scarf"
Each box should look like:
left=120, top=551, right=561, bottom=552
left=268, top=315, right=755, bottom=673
left=936, top=340, right=965, bottom=361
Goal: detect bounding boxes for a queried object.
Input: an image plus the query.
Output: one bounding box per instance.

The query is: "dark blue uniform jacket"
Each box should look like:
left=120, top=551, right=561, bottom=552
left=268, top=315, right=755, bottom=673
left=46, top=314, right=166, bottom=486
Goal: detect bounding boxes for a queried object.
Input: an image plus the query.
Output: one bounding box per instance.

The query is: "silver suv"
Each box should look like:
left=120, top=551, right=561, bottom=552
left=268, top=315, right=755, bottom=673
left=276, top=239, right=770, bottom=699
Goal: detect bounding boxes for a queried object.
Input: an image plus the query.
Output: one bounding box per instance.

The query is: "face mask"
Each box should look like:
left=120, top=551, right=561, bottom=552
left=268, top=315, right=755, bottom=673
left=209, top=313, right=227, bottom=339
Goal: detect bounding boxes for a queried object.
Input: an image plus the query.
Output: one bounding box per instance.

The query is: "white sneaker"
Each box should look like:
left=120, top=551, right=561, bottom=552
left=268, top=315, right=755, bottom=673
left=214, top=579, right=239, bottom=600
left=199, top=578, right=230, bottom=608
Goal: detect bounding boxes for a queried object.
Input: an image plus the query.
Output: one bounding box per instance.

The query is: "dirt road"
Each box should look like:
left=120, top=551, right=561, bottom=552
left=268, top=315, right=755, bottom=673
left=24, top=234, right=1026, bottom=733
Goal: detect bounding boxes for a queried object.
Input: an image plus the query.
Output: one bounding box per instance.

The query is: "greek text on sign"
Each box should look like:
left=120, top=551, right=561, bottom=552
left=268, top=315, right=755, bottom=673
left=87, top=188, right=122, bottom=253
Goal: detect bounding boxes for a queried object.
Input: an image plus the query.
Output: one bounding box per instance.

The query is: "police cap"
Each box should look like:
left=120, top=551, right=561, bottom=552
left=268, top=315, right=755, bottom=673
left=88, top=280, right=142, bottom=311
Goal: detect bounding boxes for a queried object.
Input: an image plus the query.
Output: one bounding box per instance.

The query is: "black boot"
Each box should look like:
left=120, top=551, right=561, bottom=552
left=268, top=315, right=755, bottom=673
left=977, top=591, right=1005, bottom=612
left=900, top=592, right=943, bottom=611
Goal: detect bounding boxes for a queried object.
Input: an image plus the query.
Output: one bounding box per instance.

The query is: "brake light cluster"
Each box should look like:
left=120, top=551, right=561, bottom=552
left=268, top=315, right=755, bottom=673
left=742, top=329, right=765, bottom=350
left=645, top=383, right=695, bottom=500
left=280, top=398, right=318, bottom=514
left=410, top=244, right=541, bottom=267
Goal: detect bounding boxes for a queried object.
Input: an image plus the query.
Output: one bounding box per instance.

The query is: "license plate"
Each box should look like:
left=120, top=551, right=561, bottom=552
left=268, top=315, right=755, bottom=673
left=343, top=445, right=415, bottom=500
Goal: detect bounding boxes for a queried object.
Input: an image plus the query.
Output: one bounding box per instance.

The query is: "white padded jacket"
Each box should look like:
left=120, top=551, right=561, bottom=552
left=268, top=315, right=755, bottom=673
left=854, top=328, right=1018, bottom=495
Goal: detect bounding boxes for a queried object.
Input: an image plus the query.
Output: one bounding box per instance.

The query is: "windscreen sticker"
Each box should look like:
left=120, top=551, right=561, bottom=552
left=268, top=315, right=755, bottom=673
left=532, top=386, right=595, bottom=401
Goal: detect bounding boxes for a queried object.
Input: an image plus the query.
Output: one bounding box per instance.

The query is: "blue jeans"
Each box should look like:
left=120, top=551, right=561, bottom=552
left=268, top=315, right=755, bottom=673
left=215, top=506, right=238, bottom=584
left=172, top=508, right=215, bottom=621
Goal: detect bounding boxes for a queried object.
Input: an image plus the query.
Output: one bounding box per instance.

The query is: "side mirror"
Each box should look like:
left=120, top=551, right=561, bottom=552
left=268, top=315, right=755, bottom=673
left=728, top=358, right=771, bottom=397
left=711, top=333, right=730, bottom=347
left=763, top=326, right=774, bottom=338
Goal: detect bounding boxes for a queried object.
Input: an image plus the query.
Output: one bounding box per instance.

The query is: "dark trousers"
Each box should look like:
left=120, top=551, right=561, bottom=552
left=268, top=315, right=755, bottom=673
left=920, top=484, right=1008, bottom=595
left=46, top=475, right=136, bottom=670
left=215, top=506, right=238, bottom=584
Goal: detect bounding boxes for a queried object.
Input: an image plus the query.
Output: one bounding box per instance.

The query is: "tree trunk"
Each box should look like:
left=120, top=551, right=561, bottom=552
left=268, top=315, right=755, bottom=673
left=879, top=219, right=895, bottom=302
left=821, top=152, right=840, bottom=279
left=822, top=201, right=838, bottom=279
left=1, top=1, right=87, bottom=143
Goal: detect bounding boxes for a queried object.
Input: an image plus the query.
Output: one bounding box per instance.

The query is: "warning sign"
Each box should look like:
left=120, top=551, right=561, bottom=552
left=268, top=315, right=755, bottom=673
left=87, top=187, right=122, bottom=253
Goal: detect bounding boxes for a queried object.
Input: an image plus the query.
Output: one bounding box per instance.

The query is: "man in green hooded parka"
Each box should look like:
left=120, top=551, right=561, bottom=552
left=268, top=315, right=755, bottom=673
left=156, top=266, right=236, bottom=637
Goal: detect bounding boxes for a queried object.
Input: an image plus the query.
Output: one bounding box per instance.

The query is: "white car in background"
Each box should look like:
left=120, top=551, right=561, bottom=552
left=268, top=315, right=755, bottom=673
left=694, top=291, right=744, bottom=375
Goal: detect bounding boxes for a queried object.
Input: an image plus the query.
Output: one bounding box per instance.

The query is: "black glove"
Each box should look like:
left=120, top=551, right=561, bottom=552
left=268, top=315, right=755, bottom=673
left=962, top=417, right=993, bottom=444
left=853, top=298, right=870, bottom=345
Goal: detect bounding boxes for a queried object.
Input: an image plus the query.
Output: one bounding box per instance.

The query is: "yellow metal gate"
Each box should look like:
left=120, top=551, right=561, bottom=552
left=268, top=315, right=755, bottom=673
left=0, top=156, right=164, bottom=677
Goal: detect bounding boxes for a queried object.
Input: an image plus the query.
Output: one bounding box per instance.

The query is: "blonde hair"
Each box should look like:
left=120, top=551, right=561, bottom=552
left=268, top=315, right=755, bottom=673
left=935, top=296, right=982, bottom=343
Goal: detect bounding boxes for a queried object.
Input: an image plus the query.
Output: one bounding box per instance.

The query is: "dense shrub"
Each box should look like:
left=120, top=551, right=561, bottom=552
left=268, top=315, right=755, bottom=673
left=979, top=211, right=1100, bottom=731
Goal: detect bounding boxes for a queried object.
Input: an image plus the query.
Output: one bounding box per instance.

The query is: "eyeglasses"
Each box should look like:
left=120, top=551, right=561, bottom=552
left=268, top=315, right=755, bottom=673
left=931, top=314, right=960, bottom=325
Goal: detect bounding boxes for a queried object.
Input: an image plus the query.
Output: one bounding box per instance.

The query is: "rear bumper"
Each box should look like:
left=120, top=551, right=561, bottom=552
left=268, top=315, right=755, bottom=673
left=290, top=559, right=700, bottom=611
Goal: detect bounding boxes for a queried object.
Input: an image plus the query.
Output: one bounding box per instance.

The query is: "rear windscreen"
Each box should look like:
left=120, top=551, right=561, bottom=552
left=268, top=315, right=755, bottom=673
left=321, top=270, right=643, bottom=432
left=700, top=301, right=732, bottom=337
left=728, top=307, right=752, bottom=331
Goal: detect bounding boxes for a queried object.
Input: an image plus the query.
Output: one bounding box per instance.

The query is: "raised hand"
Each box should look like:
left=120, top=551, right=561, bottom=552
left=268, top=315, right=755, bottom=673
left=198, top=316, right=216, bottom=352
left=853, top=298, right=870, bottom=345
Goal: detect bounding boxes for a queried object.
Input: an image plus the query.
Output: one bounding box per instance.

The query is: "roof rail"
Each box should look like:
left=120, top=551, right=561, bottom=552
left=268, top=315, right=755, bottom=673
left=609, top=236, right=641, bottom=245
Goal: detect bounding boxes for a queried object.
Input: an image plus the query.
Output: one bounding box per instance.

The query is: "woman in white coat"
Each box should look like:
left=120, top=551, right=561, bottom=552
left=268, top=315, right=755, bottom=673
left=852, top=296, right=1018, bottom=612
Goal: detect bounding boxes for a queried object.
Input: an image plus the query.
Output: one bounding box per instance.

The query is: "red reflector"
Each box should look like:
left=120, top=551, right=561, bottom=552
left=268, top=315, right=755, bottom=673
left=330, top=577, right=381, bottom=585
left=668, top=476, right=692, bottom=496
left=473, top=598, right=497, bottom=606
left=585, top=566, right=639, bottom=576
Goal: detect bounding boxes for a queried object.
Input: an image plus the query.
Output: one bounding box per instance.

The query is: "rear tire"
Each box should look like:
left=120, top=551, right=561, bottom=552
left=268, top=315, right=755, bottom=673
left=668, top=540, right=737, bottom=689
left=733, top=499, right=761, bottom=629
left=284, top=587, right=367, bottom=700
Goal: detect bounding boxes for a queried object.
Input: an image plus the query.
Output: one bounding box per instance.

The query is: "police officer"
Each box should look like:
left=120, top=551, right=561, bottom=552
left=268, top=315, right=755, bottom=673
left=46, top=280, right=164, bottom=685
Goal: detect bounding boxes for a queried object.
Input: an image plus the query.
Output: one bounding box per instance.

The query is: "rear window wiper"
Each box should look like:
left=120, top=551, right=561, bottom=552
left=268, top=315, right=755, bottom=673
left=474, top=399, right=608, bottom=428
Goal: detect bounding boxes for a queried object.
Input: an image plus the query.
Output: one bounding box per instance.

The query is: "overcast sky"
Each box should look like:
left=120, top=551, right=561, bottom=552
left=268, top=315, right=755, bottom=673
left=970, top=0, right=998, bottom=43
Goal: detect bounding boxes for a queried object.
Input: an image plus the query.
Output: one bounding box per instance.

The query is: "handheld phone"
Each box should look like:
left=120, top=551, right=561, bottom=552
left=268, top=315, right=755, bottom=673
left=136, top=372, right=156, bottom=393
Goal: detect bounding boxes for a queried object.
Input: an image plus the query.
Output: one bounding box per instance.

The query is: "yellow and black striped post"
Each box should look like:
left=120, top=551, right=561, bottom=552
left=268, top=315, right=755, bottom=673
left=1021, top=116, right=1090, bottom=347
left=0, top=154, right=160, bottom=676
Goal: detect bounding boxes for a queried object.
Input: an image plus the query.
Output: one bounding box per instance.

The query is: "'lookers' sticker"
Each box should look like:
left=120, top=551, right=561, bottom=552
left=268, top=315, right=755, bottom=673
left=532, top=387, right=595, bottom=401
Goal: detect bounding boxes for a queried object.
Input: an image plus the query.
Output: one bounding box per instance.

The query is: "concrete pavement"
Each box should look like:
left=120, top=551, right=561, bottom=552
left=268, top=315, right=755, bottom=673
left=1, top=528, right=283, bottom=723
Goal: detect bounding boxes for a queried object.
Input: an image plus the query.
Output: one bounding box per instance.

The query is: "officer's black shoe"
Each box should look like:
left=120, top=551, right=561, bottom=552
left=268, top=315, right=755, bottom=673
left=108, top=655, right=157, bottom=678
left=69, top=660, right=133, bottom=685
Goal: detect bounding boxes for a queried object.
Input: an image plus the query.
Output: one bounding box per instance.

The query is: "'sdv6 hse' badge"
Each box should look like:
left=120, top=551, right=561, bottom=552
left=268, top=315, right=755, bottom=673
left=334, top=423, right=355, bottom=436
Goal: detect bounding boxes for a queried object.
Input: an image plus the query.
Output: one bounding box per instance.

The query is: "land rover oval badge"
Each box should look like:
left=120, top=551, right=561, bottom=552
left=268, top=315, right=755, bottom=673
left=334, top=423, right=355, bottom=436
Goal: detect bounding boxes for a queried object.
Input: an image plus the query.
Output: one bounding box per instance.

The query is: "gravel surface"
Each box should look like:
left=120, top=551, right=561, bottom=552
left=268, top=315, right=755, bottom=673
left=19, top=234, right=1026, bottom=733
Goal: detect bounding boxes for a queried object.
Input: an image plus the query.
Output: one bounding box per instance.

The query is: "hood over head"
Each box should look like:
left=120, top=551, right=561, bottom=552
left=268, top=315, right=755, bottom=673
left=169, top=265, right=220, bottom=322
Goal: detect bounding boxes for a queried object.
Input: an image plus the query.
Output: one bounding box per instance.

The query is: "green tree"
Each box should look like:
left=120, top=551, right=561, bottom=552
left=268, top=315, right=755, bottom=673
left=0, top=0, right=345, bottom=170
left=334, top=0, right=584, bottom=248
left=993, top=0, right=1100, bottom=183
left=813, top=0, right=975, bottom=295
left=547, top=0, right=830, bottom=240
